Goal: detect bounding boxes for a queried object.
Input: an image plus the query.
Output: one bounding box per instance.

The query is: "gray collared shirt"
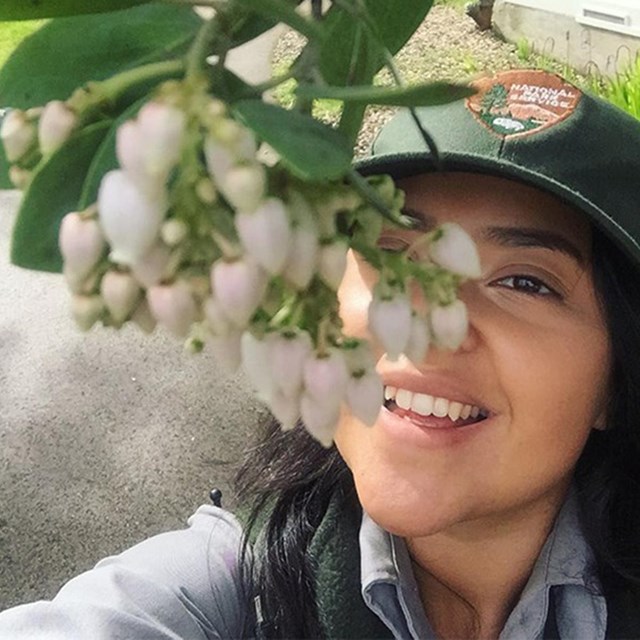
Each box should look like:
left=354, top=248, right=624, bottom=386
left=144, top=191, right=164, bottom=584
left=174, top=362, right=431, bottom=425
left=0, top=492, right=607, bottom=639
left=360, top=490, right=607, bottom=639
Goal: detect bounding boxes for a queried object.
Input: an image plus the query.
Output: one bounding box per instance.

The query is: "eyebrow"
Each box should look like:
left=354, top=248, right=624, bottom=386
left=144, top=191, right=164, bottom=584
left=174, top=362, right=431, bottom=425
left=483, top=226, right=585, bottom=266
left=400, top=207, right=585, bottom=265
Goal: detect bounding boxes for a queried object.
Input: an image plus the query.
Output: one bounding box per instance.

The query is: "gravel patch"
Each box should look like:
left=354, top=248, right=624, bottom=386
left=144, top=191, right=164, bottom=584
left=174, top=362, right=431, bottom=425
left=272, top=5, right=580, bottom=157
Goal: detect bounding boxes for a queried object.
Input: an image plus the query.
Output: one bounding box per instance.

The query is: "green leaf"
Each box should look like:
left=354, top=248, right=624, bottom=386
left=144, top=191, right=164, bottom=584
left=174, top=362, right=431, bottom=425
left=0, top=0, right=151, bottom=20
left=11, top=121, right=111, bottom=272
left=317, top=0, right=434, bottom=87
left=296, top=81, right=475, bottom=106
left=0, top=131, right=10, bottom=189
left=0, top=5, right=201, bottom=109
left=234, top=0, right=324, bottom=42
left=233, top=100, right=352, bottom=180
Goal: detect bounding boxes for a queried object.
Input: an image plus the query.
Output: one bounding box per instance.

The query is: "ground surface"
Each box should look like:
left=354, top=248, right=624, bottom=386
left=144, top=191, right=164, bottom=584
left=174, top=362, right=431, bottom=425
left=1, top=5, right=538, bottom=609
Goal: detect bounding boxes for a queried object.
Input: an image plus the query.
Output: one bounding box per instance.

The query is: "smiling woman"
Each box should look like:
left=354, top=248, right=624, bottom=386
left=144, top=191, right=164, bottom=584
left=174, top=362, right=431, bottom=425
left=2, top=68, right=640, bottom=639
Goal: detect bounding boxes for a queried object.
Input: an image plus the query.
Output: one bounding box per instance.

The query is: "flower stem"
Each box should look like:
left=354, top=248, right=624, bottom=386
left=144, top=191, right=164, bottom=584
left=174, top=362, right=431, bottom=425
left=186, top=13, right=223, bottom=80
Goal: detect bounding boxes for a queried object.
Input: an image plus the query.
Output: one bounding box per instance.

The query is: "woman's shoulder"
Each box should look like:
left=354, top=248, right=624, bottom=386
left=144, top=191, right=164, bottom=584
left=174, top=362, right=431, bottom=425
left=0, top=504, right=251, bottom=639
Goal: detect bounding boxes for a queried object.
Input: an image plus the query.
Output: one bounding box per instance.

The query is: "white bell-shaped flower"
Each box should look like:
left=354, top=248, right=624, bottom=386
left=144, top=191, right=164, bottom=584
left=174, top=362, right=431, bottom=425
left=367, top=292, right=412, bottom=361
left=241, top=331, right=277, bottom=400
left=219, top=163, right=266, bottom=212
left=131, top=298, right=156, bottom=334
left=59, top=212, right=106, bottom=285
left=429, top=222, right=481, bottom=279
left=209, top=330, right=243, bottom=374
left=300, top=392, right=339, bottom=448
left=303, top=348, right=349, bottom=405
left=204, top=136, right=235, bottom=184
left=147, top=281, right=198, bottom=337
left=318, top=240, right=348, bottom=290
left=282, top=225, right=319, bottom=290
left=98, top=170, right=168, bottom=266
left=269, top=389, right=301, bottom=431
left=405, top=313, right=431, bottom=364
left=71, top=294, right=104, bottom=332
left=160, top=219, right=188, bottom=247
left=131, top=243, right=172, bottom=288
left=211, top=258, right=268, bottom=328
left=100, top=271, right=141, bottom=324
left=430, top=299, right=469, bottom=350
left=204, top=296, right=234, bottom=337
left=269, top=330, right=313, bottom=398
left=1, top=109, right=36, bottom=162
left=346, top=371, right=383, bottom=426
left=235, top=197, right=292, bottom=275
left=38, top=100, right=78, bottom=155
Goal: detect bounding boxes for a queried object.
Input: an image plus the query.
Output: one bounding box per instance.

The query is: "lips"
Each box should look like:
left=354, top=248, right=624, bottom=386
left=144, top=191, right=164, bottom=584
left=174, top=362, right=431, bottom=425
left=382, top=384, right=490, bottom=430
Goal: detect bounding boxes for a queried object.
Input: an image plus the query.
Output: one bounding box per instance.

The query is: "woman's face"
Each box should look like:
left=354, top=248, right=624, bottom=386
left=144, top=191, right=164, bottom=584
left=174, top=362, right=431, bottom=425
left=335, top=172, right=610, bottom=537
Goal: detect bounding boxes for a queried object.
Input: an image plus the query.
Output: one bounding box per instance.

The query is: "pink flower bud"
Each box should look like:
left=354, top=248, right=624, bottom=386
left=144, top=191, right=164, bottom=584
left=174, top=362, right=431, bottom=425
left=270, top=331, right=313, bottom=398
left=346, top=371, right=383, bottom=426
left=235, top=197, right=292, bottom=275
left=430, top=299, right=469, bottom=350
left=160, top=219, right=188, bottom=247
left=405, top=313, right=431, bottom=364
left=303, top=348, right=349, bottom=404
left=98, top=170, right=168, bottom=266
left=204, top=137, right=235, bottom=183
left=211, top=258, right=267, bottom=328
left=131, top=298, right=157, bottom=334
left=147, top=281, right=198, bottom=337
left=367, top=292, right=412, bottom=361
left=59, top=212, right=106, bottom=283
left=282, top=226, right=319, bottom=289
left=204, top=296, right=234, bottom=336
left=210, top=330, right=243, bottom=374
left=38, top=100, right=77, bottom=155
left=71, top=294, right=104, bottom=332
left=116, top=102, right=185, bottom=186
left=300, top=392, right=339, bottom=447
left=131, top=243, right=172, bottom=288
left=219, top=163, right=266, bottom=212
left=318, top=240, right=348, bottom=290
left=241, top=331, right=276, bottom=400
left=269, top=389, right=301, bottom=431
left=429, top=222, right=481, bottom=279
left=1, top=109, right=36, bottom=162
left=100, top=271, right=141, bottom=324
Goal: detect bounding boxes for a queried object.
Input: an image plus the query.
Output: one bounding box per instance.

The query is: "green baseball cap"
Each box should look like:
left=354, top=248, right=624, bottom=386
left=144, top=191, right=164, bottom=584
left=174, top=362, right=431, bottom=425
left=358, top=69, right=640, bottom=265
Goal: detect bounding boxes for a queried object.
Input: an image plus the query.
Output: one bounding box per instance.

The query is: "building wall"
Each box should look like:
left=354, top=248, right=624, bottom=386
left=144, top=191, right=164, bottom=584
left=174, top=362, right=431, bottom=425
left=494, top=0, right=640, bottom=77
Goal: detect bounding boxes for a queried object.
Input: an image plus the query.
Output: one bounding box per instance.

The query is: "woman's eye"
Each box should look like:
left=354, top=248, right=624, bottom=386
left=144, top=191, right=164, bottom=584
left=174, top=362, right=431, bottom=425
left=377, top=238, right=409, bottom=254
left=491, top=275, right=558, bottom=298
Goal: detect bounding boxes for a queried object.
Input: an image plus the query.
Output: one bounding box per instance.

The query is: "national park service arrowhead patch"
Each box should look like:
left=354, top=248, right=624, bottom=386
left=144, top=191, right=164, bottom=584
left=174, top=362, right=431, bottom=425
left=466, top=70, right=582, bottom=139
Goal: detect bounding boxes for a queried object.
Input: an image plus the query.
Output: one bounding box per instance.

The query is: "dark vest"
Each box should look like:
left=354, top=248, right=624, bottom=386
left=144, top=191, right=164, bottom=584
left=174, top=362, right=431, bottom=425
left=252, top=493, right=640, bottom=639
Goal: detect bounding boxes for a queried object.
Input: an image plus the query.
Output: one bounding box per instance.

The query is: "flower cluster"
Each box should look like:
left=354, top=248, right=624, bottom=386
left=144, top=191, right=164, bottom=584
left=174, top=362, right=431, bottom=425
left=2, top=82, right=481, bottom=446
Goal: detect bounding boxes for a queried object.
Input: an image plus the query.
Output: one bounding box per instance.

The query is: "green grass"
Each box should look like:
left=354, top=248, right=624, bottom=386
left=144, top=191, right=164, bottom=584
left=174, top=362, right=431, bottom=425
left=587, top=58, right=640, bottom=120
left=0, top=20, right=46, bottom=68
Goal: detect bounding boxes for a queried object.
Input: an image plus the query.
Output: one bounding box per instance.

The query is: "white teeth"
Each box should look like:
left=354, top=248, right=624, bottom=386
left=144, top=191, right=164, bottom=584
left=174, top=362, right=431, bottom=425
left=411, top=392, right=434, bottom=416
left=448, top=401, right=463, bottom=422
left=433, top=397, right=449, bottom=418
left=384, top=386, right=485, bottom=422
left=395, top=388, right=412, bottom=410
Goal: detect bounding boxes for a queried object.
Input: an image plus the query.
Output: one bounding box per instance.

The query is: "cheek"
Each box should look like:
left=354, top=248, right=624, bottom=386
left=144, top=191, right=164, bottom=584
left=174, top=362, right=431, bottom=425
left=338, top=251, right=375, bottom=341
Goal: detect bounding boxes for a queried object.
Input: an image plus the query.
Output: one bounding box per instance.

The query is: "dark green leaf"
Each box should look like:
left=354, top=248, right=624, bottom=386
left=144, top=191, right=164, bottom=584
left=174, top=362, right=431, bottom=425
left=11, top=121, right=111, bottom=272
left=0, top=0, right=151, bottom=20
left=233, top=100, right=352, bottom=180
left=0, top=5, right=201, bottom=110
left=0, top=128, right=10, bottom=188
left=318, top=0, right=434, bottom=87
left=234, top=0, right=324, bottom=41
left=296, top=81, right=475, bottom=106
